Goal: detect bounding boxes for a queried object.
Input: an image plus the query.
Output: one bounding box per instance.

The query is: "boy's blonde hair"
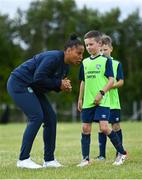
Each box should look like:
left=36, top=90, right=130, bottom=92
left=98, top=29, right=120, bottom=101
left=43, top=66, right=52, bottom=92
left=101, top=35, right=112, bottom=47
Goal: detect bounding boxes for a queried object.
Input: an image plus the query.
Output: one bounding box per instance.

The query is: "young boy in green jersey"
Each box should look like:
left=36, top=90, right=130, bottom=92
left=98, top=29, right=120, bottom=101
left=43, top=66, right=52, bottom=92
left=96, top=35, right=125, bottom=161
left=77, top=30, right=127, bottom=167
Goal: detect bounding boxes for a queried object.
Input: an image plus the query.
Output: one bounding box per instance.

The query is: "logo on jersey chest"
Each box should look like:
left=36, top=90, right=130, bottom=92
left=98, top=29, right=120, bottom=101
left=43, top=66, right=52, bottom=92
left=96, top=64, right=101, bottom=70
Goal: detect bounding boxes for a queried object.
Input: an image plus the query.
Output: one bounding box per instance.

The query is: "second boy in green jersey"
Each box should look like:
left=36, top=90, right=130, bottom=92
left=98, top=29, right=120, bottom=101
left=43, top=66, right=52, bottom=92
left=97, top=35, right=125, bottom=161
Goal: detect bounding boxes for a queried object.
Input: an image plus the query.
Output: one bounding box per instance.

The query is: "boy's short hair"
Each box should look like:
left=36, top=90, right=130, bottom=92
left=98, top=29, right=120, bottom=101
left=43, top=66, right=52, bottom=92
left=84, top=30, right=102, bottom=42
left=101, top=35, right=112, bottom=47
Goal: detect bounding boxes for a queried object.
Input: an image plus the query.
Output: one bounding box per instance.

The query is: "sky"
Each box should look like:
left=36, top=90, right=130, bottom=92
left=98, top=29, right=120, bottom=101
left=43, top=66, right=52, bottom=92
left=0, top=0, right=142, bottom=20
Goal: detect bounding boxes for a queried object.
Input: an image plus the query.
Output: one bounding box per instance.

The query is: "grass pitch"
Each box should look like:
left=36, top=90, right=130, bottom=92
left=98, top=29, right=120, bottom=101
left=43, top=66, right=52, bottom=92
left=0, top=121, right=142, bottom=179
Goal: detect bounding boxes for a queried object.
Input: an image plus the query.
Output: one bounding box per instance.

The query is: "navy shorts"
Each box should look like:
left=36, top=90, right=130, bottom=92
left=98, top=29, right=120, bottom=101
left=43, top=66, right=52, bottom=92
left=81, top=106, right=110, bottom=123
left=109, top=109, right=121, bottom=124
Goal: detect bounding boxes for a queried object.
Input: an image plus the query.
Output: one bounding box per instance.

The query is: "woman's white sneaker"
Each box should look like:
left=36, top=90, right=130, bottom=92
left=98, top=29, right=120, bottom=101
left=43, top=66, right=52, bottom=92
left=17, top=158, right=42, bottom=169
left=43, top=159, right=63, bottom=168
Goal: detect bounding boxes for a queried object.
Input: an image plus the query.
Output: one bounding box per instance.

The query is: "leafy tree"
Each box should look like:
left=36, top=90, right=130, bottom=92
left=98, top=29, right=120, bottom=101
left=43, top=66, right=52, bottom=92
left=0, top=14, right=23, bottom=103
left=116, top=10, right=142, bottom=103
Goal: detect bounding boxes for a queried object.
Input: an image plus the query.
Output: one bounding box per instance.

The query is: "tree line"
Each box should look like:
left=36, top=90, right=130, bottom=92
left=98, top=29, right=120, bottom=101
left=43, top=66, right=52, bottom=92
left=0, top=0, right=142, bottom=115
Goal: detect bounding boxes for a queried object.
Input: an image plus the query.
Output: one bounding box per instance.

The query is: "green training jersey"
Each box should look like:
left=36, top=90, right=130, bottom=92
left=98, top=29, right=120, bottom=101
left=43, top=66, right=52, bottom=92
left=82, top=55, right=111, bottom=109
left=110, top=58, right=121, bottom=109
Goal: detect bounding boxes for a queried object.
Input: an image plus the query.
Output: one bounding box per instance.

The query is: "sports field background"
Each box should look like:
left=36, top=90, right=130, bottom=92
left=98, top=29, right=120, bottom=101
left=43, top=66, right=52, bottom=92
left=0, top=121, right=142, bottom=179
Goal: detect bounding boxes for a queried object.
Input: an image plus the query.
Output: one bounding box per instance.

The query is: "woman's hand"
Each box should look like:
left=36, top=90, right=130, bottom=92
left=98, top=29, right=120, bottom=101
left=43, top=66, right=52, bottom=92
left=60, top=78, right=72, bottom=92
